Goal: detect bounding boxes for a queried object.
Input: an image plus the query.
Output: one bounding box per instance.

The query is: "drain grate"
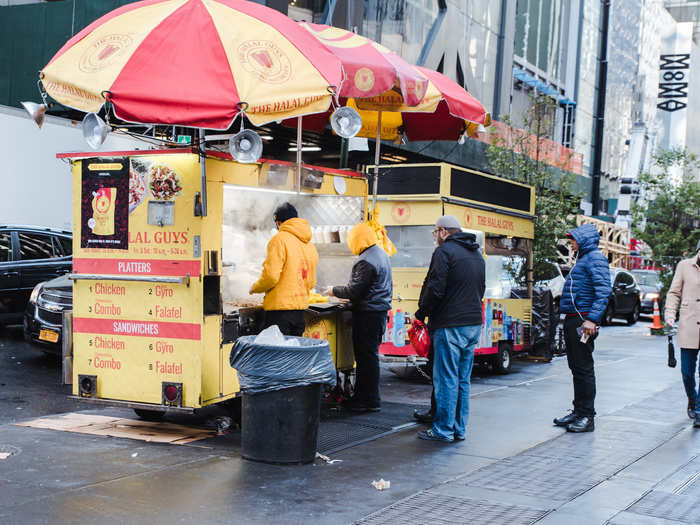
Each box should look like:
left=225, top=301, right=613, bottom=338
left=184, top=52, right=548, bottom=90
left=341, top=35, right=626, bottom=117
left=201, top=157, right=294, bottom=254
left=318, top=421, right=400, bottom=454
left=627, top=490, right=700, bottom=523
left=355, top=491, right=548, bottom=525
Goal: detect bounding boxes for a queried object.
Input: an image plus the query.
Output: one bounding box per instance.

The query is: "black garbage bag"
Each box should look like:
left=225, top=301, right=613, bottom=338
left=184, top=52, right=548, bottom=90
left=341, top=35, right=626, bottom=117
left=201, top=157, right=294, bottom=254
left=230, top=335, right=336, bottom=395
left=531, top=287, right=556, bottom=359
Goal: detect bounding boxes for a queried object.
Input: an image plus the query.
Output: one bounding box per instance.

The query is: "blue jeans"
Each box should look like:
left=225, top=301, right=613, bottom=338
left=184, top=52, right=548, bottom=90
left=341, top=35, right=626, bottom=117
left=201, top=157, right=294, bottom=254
left=431, top=325, right=481, bottom=440
left=681, top=348, right=700, bottom=414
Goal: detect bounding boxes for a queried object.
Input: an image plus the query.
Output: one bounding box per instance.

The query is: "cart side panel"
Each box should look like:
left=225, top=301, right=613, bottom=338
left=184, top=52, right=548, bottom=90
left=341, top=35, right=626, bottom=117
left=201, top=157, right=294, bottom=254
left=71, top=154, right=204, bottom=408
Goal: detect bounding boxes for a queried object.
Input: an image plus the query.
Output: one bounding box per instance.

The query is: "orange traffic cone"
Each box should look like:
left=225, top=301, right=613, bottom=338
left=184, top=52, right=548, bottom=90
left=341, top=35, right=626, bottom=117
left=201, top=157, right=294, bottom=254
left=651, top=299, right=664, bottom=331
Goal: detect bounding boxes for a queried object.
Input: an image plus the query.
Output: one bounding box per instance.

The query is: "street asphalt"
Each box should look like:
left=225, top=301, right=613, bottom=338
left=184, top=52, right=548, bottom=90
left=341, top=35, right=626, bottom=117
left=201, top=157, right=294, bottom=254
left=1, top=317, right=698, bottom=524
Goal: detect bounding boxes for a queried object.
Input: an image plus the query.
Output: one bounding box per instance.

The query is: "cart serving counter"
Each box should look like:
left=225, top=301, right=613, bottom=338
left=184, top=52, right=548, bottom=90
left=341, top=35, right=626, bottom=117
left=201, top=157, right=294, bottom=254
left=61, top=150, right=366, bottom=416
left=371, top=163, right=536, bottom=374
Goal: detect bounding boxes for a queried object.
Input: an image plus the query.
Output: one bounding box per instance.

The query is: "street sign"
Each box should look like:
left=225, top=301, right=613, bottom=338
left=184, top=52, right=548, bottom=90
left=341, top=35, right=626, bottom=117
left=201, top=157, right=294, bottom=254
left=176, top=135, right=192, bottom=145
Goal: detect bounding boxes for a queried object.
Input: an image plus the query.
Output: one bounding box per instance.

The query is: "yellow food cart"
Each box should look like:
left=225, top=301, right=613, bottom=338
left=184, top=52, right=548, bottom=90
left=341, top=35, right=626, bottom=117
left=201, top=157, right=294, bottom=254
left=60, top=149, right=366, bottom=417
left=371, top=162, right=535, bottom=374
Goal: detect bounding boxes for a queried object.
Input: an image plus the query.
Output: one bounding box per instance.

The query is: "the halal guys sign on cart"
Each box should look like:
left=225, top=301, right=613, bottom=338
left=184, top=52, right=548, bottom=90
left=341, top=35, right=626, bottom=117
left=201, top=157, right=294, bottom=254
left=62, top=149, right=368, bottom=416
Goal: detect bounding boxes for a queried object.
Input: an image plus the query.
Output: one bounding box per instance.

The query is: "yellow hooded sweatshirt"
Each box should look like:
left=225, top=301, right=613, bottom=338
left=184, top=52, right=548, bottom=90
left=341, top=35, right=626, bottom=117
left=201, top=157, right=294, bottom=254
left=347, top=222, right=377, bottom=255
left=251, top=217, right=319, bottom=311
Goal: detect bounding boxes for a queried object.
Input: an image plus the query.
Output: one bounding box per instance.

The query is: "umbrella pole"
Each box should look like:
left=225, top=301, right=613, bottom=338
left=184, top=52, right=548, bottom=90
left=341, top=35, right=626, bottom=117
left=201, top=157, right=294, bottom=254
left=199, top=128, right=208, bottom=217
left=297, top=116, right=303, bottom=193
left=372, top=111, right=382, bottom=218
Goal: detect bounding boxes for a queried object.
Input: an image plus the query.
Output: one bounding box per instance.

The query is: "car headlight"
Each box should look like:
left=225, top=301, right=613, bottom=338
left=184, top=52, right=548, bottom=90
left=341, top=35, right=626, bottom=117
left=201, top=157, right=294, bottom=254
left=644, top=292, right=659, bottom=301
left=29, top=283, right=43, bottom=304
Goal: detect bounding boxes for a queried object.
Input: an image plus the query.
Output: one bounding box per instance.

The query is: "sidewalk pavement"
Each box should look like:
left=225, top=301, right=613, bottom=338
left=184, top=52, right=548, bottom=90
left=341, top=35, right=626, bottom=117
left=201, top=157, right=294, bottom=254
left=1, top=322, right=698, bottom=524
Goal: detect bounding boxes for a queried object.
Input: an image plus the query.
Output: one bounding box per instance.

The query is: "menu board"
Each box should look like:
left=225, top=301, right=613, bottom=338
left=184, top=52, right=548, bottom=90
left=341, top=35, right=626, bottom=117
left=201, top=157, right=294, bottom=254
left=72, top=153, right=203, bottom=406
left=80, top=158, right=129, bottom=250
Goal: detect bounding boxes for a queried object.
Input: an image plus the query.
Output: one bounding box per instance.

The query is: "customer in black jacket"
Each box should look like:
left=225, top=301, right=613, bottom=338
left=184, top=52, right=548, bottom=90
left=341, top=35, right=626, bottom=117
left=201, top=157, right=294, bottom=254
left=324, top=222, right=392, bottom=412
left=415, top=215, right=485, bottom=442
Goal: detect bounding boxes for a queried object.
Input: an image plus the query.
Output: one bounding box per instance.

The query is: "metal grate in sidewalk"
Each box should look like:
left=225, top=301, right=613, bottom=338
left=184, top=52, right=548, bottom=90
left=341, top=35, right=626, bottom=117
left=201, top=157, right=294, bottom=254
left=355, top=491, right=548, bottom=525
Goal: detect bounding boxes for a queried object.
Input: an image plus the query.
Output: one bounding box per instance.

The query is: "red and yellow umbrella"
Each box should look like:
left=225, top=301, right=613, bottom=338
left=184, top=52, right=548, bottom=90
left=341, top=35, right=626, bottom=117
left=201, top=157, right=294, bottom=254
left=40, top=0, right=343, bottom=129
left=291, top=23, right=490, bottom=142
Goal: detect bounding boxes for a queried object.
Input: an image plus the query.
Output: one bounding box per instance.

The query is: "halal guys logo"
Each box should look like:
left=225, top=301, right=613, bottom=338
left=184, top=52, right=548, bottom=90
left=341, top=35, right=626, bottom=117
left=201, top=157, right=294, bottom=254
left=79, top=34, right=134, bottom=73
left=354, top=67, right=375, bottom=93
left=238, top=40, right=292, bottom=84
left=391, top=203, right=411, bottom=224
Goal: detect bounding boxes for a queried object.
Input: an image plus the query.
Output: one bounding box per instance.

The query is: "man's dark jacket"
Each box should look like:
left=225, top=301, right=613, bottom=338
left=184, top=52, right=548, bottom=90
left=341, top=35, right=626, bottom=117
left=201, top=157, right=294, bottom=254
left=559, top=223, right=611, bottom=323
left=416, top=232, right=485, bottom=329
left=333, top=244, right=392, bottom=311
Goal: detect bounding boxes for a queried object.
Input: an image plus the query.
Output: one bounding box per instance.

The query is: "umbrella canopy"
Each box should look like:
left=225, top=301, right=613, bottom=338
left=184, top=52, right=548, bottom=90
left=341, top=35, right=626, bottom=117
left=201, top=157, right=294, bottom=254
left=289, top=24, right=490, bottom=142
left=40, top=0, right=343, bottom=129
left=299, top=23, right=434, bottom=107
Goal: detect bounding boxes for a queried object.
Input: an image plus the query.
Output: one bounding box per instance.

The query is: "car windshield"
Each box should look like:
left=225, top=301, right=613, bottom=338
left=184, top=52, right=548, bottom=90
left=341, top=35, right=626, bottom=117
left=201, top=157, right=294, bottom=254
left=632, top=272, right=660, bottom=287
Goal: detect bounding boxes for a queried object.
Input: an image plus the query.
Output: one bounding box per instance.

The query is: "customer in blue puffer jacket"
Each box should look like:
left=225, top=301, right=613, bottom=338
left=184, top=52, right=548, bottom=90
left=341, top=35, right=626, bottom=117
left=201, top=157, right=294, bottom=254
left=554, top=223, right=611, bottom=433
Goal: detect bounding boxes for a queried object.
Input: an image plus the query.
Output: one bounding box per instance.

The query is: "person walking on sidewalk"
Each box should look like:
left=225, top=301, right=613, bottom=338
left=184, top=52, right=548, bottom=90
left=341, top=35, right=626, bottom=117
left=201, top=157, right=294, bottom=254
left=324, top=222, right=392, bottom=412
left=665, top=239, right=700, bottom=427
left=414, top=215, right=485, bottom=443
left=250, top=202, right=318, bottom=336
left=555, top=224, right=611, bottom=433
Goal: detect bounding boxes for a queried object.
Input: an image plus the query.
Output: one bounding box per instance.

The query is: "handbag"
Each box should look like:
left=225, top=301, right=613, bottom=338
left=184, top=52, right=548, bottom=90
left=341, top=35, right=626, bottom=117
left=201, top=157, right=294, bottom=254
left=408, top=319, right=431, bottom=358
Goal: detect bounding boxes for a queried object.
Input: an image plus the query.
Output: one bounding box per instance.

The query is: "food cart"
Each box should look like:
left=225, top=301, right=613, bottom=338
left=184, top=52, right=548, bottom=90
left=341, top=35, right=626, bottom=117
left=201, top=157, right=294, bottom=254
left=372, top=163, right=536, bottom=374
left=61, top=149, right=366, bottom=417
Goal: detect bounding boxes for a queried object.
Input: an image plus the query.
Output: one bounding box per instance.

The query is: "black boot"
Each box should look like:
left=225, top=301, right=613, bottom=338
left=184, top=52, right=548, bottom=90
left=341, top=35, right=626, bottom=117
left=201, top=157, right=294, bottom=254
left=694, top=413, right=700, bottom=428
left=567, top=415, right=594, bottom=433
left=413, top=408, right=434, bottom=424
left=553, top=411, right=579, bottom=427
left=688, top=399, right=697, bottom=420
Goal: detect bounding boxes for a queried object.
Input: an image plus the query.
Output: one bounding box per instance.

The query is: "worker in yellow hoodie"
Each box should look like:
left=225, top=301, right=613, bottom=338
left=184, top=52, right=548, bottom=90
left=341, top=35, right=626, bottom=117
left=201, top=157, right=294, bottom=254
left=324, top=222, right=392, bottom=412
left=250, top=203, right=318, bottom=336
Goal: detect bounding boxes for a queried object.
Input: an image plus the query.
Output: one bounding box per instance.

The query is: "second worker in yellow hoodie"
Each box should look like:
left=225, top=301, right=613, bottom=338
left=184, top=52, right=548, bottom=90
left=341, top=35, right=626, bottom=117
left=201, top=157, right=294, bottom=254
left=250, top=202, right=319, bottom=336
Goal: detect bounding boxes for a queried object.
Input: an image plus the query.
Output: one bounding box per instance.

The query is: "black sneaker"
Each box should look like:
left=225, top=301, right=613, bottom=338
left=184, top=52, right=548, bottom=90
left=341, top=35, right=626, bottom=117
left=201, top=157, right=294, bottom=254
left=413, top=409, right=434, bottom=424
left=694, top=414, right=700, bottom=428
left=553, top=411, right=579, bottom=427
left=567, top=416, right=594, bottom=433
left=689, top=399, right=697, bottom=420
left=343, top=399, right=380, bottom=413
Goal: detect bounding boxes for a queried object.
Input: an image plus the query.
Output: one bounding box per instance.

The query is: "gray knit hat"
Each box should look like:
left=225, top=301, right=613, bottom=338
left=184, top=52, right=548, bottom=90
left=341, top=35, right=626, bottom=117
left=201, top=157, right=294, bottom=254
left=436, top=215, right=462, bottom=230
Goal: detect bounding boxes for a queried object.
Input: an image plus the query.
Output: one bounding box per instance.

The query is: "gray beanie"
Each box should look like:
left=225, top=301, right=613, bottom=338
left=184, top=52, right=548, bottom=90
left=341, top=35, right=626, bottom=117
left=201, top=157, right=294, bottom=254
left=436, top=215, right=462, bottom=230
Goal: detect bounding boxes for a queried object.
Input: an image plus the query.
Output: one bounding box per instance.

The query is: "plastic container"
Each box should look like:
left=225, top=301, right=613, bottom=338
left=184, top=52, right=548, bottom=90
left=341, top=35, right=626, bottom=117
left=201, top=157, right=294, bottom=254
left=241, top=384, right=321, bottom=464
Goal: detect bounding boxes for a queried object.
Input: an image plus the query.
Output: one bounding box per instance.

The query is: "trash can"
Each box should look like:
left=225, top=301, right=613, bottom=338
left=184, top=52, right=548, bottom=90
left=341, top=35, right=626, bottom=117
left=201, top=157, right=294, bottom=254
left=230, top=330, right=336, bottom=465
left=241, top=384, right=321, bottom=464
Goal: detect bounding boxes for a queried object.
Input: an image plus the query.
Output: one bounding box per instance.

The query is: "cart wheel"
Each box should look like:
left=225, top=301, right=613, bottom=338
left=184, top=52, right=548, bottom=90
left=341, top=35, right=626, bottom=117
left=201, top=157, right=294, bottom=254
left=133, top=409, right=165, bottom=421
left=493, top=342, right=512, bottom=374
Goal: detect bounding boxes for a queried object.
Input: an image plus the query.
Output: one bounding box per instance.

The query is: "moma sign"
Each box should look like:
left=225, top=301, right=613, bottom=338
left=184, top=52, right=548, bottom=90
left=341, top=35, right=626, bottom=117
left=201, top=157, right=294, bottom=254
left=658, top=54, right=690, bottom=112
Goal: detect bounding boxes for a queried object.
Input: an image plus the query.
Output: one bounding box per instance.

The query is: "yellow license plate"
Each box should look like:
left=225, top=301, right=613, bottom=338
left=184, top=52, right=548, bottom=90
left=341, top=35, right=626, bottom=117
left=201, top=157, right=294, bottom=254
left=39, top=329, right=59, bottom=343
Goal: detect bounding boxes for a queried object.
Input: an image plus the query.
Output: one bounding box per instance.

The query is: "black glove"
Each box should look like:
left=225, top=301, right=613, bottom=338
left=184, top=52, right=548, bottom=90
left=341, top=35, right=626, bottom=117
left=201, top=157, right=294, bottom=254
left=414, top=310, right=425, bottom=323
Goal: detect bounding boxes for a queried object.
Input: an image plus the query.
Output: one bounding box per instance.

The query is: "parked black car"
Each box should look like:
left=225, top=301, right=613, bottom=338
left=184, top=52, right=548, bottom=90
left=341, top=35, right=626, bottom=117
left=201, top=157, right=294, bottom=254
left=631, top=269, right=662, bottom=314
left=24, top=274, right=72, bottom=353
left=0, top=226, right=72, bottom=326
left=602, top=268, right=641, bottom=326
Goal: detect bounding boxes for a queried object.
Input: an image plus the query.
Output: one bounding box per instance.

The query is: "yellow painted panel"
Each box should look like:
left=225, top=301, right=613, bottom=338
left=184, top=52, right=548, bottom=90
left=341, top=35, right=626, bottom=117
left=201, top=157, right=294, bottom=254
left=73, top=281, right=200, bottom=323
left=376, top=200, right=442, bottom=226
left=72, top=333, right=201, bottom=407
left=220, top=342, right=241, bottom=400
left=444, top=203, right=534, bottom=238
left=201, top=315, right=222, bottom=404
left=392, top=268, right=428, bottom=301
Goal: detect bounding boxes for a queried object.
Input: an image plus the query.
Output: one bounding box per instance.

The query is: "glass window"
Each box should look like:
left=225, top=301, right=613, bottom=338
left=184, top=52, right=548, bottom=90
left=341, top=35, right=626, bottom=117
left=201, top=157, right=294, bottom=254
left=620, top=272, right=634, bottom=286
left=632, top=271, right=659, bottom=287
left=55, top=235, right=72, bottom=256
left=385, top=226, right=435, bottom=268
left=535, top=261, right=560, bottom=282
left=0, top=233, right=11, bottom=262
left=486, top=255, right=527, bottom=299
left=18, top=233, right=56, bottom=260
